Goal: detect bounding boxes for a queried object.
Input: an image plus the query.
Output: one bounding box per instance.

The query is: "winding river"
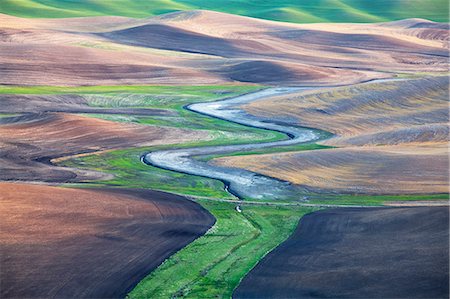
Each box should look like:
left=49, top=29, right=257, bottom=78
left=143, top=78, right=406, bottom=200
left=143, top=87, right=322, bottom=200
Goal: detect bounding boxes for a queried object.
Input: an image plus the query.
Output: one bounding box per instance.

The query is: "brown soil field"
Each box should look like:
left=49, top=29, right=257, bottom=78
left=234, top=206, right=449, bottom=299
left=1, top=11, right=447, bottom=86
left=214, top=144, right=449, bottom=194
left=0, top=182, right=215, bottom=298
left=0, top=112, right=208, bottom=182
left=216, top=76, right=449, bottom=194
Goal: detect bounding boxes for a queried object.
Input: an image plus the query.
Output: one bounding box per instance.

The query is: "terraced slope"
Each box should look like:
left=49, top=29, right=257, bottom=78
left=0, top=0, right=448, bottom=23
left=1, top=11, right=447, bottom=86
left=0, top=183, right=214, bottom=298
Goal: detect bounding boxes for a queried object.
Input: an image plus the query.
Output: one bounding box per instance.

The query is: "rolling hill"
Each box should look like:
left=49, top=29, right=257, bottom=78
left=1, top=2, right=449, bottom=298
left=1, top=10, right=448, bottom=86
left=0, top=0, right=448, bottom=23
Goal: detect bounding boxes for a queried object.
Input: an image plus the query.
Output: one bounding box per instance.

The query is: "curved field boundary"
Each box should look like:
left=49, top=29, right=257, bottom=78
left=128, top=200, right=317, bottom=298
left=143, top=78, right=408, bottom=201
left=234, top=206, right=449, bottom=298
left=0, top=184, right=215, bottom=298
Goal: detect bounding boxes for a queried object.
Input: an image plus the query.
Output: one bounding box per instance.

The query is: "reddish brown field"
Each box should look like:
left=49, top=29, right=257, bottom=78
left=1, top=11, right=447, bottom=86
left=0, top=112, right=208, bottom=182
left=0, top=182, right=215, bottom=298
left=234, top=207, right=449, bottom=298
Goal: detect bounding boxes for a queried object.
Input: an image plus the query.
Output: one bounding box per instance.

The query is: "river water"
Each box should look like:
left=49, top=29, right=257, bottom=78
left=143, top=87, right=322, bottom=200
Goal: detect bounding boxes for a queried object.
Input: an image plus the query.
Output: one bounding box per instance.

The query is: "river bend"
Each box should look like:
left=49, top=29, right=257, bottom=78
left=143, top=87, right=323, bottom=200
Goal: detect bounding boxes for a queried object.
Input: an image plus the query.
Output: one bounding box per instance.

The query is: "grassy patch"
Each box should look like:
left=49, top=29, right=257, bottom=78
left=60, top=142, right=447, bottom=205
left=231, top=193, right=449, bottom=206
left=199, top=142, right=333, bottom=161
left=56, top=116, right=285, bottom=198
left=308, top=193, right=449, bottom=206
left=60, top=146, right=230, bottom=198
left=395, top=72, right=450, bottom=79
left=3, top=84, right=287, bottom=142
left=81, top=112, right=285, bottom=142
left=128, top=200, right=316, bottom=298
left=0, top=113, right=20, bottom=118
left=56, top=123, right=283, bottom=199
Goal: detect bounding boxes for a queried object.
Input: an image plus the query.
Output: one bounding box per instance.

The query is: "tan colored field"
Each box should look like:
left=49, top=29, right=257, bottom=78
left=243, top=76, right=449, bottom=146
left=214, top=144, right=448, bottom=194
left=215, top=77, right=449, bottom=194
left=1, top=11, right=447, bottom=86
left=0, top=182, right=214, bottom=298
left=0, top=113, right=208, bottom=182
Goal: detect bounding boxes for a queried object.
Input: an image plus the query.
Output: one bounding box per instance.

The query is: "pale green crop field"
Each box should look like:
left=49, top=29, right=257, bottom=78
left=1, top=0, right=448, bottom=23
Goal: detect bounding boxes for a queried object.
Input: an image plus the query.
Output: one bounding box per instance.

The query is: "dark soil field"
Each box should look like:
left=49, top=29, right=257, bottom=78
left=234, top=207, right=449, bottom=299
left=0, top=112, right=207, bottom=182
left=0, top=183, right=215, bottom=298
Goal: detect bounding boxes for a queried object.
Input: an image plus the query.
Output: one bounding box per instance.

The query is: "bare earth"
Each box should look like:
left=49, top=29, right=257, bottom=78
left=234, top=207, right=449, bottom=298
left=0, top=182, right=215, bottom=298
left=215, top=144, right=449, bottom=194
left=0, top=11, right=448, bottom=86
left=0, top=113, right=208, bottom=182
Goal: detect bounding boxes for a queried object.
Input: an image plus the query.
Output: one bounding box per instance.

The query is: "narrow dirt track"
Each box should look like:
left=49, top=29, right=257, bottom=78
left=0, top=183, right=215, bottom=298
left=234, top=206, right=449, bottom=299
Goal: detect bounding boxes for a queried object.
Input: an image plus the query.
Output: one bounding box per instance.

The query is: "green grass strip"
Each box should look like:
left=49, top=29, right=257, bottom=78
left=309, top=193, right=449, bottom=206
left=60, top=146, right=231, bottom=199
left=198, top=142, right=333, bottom=161
left=128, top=200, right=317, bottom=298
